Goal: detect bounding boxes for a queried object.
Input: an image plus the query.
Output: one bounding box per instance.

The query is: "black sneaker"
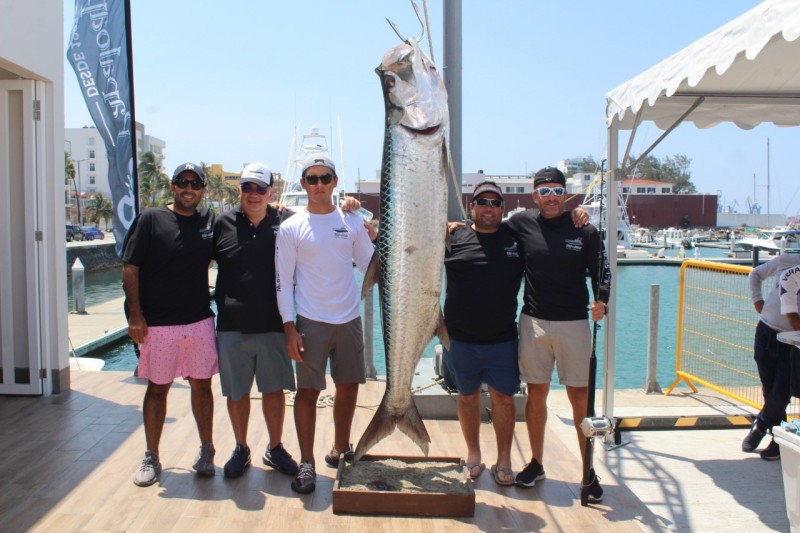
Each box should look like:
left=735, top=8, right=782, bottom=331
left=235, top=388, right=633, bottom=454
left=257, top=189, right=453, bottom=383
left=324, top=444, right=355, bottom=468
left=223, top=444, right=252, bottom=478
left=262, top=443, right=298, bottom=475
left=742, top=420, right=767, bottom=452
left=760, top=438, right=780, bottom=461
left=514, top=459, right=546, bottom=488
left=585, top=468, right=604, bottom=503
left=291, top=461, right=316, bottom=494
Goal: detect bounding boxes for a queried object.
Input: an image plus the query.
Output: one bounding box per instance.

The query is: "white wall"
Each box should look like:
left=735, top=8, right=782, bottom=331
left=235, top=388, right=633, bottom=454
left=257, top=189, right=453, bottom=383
left=0, top=0, right=69, bottom=394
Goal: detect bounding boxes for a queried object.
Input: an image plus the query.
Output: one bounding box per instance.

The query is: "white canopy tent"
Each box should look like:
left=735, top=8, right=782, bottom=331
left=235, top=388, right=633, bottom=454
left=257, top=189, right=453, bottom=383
left=602, top=0, right=800, bottom=419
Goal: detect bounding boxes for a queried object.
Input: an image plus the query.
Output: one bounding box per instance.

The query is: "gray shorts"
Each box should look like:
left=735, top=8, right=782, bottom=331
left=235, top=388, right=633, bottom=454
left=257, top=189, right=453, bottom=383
left=295, top=315, right=366, bottom=391
left=518, top=314, right=591, bottom=387
left=217, top=331, right=296, bottom=400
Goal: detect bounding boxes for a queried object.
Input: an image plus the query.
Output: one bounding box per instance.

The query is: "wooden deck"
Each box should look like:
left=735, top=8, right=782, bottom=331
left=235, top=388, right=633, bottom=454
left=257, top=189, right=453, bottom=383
left=0, top=371, right=791, bottom=532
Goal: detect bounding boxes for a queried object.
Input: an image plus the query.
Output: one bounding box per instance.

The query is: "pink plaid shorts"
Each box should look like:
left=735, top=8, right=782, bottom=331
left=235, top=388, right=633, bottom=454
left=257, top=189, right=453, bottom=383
left=138, top=317, right=219, bottom=384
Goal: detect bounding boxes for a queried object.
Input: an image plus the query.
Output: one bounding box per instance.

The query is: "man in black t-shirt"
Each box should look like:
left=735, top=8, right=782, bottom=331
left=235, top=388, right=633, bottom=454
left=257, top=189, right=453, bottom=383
left=504, top=167, right=610, bottom=501
left=123, top=163, right=218, bottom=487
left=212, top=162, right=298, bottom=480
left=443, top=181, right=524, bottom=486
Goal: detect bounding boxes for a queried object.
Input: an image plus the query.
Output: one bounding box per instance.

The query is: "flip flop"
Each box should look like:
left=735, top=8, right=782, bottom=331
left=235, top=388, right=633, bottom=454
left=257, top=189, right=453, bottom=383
left=461, top=460, right=485, bottom=479
left=491, top=464, right=515, bottom=486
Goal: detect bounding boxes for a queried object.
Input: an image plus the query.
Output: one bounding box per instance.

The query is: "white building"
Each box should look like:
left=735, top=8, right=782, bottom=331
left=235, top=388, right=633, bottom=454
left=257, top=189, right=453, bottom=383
left=0, top=0, right=68, bottom=395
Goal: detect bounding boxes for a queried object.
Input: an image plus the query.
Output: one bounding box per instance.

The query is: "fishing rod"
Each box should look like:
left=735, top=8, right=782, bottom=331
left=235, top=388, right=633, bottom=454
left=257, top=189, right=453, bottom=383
left=579, top=159, right=615, bottom=507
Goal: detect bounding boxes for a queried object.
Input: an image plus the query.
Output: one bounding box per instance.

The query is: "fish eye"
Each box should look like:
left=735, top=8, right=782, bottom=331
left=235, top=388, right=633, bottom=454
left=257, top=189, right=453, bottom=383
left=384, top=74, right=396, bottom=89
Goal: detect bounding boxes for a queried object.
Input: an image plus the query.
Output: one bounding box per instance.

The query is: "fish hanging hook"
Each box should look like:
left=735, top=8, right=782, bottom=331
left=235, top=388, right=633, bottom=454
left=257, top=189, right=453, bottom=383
left=386, top=0, right=432, bottom=61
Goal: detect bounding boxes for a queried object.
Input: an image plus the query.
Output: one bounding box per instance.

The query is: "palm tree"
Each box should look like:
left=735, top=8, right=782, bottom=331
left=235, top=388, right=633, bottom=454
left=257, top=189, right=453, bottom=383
left=138, top=151, right=167, bottom=208
left=65, top=151, right=77, bottom=223
left=223, top=182, right=239, bottom=211
left=204, top=172, right=226, bottom=213
left=85, top=193, right=114, bottom=230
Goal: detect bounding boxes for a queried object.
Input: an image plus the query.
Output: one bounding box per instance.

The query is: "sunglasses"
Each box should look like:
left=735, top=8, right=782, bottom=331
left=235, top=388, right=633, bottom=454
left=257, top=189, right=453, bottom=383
left=173, top=178, right=204, bottom=190
left=535, top=186, right=565, bottom=197
left=303, top=173, right=334, bottom=185
left=473, top=197, right=503, bottom=208
left=241, top=182, right=269, bottom=195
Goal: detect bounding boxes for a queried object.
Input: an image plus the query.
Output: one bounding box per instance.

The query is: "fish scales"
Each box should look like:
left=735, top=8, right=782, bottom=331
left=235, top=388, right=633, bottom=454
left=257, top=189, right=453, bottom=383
left=354, top=37, right=450, bottom=461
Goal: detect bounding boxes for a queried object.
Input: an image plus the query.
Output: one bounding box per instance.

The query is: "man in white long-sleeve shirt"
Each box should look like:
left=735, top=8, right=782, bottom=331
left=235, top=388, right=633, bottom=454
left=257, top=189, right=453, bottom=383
left=275, top=154, right=376, bottom=494
left=742, top=251, right=800, bottom=460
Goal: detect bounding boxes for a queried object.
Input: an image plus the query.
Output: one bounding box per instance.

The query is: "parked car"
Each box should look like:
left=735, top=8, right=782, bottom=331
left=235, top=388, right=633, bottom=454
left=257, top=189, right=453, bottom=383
left=66, top=224, right=86, bottom=242
left=82, top=226, right=104, bottom=240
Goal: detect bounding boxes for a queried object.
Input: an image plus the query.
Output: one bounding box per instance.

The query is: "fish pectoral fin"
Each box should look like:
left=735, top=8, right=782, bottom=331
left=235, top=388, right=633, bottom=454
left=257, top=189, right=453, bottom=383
left=361, top=251, right=381, bottom=300
left=435, top=305, right=451, bottom=351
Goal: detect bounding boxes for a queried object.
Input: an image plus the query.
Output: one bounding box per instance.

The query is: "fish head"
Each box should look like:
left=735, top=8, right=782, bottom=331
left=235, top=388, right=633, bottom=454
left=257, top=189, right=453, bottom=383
left=376, top=37, right=448, bottom=135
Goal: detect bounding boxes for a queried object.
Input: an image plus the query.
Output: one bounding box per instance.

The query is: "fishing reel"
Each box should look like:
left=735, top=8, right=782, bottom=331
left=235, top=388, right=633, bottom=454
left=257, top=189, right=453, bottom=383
left=580, top=416, right=615, bottom=439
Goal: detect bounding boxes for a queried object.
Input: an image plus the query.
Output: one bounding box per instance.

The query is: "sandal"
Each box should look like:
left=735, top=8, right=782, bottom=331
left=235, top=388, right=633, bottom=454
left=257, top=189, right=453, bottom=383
left=461, top=460, right=485, bottom=479
left=491, top=464, right=515, bottom=486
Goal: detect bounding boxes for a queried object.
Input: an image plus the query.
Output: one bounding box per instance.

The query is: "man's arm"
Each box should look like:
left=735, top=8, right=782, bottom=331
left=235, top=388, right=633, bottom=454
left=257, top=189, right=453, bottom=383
left=122, top=263, right=147, bottom=344
left=275, top=226, right=303, bottom=361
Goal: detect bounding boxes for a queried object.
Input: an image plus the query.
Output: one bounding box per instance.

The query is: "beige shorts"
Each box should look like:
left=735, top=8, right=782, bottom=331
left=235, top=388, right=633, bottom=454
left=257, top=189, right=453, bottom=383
left=518, top=314, right=591, bottom=387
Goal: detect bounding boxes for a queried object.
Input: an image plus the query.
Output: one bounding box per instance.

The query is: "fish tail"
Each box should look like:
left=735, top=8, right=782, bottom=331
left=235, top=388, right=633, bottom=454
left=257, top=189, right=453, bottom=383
left=396, top=397, right=431, bottom=456
left=353, top=397, right=431, bottom=461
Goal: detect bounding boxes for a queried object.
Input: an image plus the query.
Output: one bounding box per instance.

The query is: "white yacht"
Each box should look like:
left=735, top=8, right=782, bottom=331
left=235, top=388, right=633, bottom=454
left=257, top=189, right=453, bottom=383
left=279, top=125, right=343, bottom=209
left=736, top=228, right=800, bottom=254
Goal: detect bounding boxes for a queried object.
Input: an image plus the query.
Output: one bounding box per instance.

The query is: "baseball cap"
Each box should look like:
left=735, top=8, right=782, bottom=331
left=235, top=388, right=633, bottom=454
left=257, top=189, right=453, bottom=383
left=240, top=162, right=273, bottom=187
left=533, top=167, right=566, bottom=188
left=172, top=162, right=206, bottom=184
left=301, top=154, right=336, bottom=176
left=472, top=181, right=504, bottom=200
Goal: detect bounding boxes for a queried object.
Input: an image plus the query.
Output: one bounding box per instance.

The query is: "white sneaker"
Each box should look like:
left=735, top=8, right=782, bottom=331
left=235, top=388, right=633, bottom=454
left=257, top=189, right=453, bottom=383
left=133, top=451, right=161, bottom=487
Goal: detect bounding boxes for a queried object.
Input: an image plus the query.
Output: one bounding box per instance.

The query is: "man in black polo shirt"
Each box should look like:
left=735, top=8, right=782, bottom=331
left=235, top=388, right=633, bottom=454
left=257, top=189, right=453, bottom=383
left=443, top=181, right=524, bottom=486
left=124, top=162, right=218, bottom=487
left=212, top=162, right=298, bottom=479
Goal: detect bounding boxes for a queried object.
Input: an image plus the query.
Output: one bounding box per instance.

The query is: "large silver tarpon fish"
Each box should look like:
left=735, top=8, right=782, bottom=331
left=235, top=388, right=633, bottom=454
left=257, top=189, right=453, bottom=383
left=355, top=37, right=450, bottom=461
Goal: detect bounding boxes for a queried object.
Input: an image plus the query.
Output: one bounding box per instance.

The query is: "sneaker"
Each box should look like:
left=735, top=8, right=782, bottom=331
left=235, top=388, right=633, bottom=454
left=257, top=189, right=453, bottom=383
left=760, top=438, right=781, bottom=461
left=585, top=468, right=604, bottom=503
left=514, top=459, right=546, bottom=488
left=133, top=451, right=162, bottom=487
left=742, top=420, right=767, bottom=452
left=192, top=443, right=216, bottom=476
left=262, top=443, right=299, bottom=475
left=291, top=461, right=316, bottom=494
left=324, top=444, right=355, bottom=468
left=223, top=444, right=251, bottom=478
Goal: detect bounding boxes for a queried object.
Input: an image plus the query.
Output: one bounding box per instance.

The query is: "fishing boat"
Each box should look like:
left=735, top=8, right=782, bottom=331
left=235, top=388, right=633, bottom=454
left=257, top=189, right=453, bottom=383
left=279, top=125, right=342, bottom=209
left=653, top=227, right=694, bottom=249
left=580, top=174, right=633, bottom=252
left=736, top=227, right=800, bottom=254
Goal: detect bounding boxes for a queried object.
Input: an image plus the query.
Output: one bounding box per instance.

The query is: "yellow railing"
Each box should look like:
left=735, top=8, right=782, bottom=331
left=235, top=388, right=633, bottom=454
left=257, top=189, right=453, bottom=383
left=666, top=259, right=799, bottom=419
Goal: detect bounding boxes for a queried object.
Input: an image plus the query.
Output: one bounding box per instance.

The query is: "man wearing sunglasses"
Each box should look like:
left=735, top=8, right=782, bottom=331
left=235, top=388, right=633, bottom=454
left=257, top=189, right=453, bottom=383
left=504, top=166, right=610, bottom=502
left=212, top=162, right=299, bottom=480
left=443, top=181, right=524, bottom=486
left=123, top=162, right=219, bottom=486
left=275, top=154, right=376, bottom=494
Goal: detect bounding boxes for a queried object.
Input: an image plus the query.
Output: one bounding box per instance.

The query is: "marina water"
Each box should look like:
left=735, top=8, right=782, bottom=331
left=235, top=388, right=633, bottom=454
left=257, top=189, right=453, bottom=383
left=72, top=249, right=732, bottom=391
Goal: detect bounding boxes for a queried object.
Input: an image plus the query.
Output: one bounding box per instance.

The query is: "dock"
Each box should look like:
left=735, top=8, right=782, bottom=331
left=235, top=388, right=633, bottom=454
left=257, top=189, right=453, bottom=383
left=0, top=370, right=789, bottom=532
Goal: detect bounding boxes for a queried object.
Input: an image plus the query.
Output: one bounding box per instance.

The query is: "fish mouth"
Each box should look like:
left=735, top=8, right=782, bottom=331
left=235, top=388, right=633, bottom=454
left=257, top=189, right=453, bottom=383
left=401, top=124, right=441, bottom=135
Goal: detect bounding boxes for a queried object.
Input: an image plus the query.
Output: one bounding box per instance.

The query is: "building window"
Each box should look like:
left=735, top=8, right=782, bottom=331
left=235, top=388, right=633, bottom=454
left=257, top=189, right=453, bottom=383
left=516, top=186, right=525, bottom=193
left=89, top=176, right=96, bottom=185
left=637, top=187, right=646, bottom=193
left=88, top=150, right=95, bottom=159
left=89, top=163, right=95, bottom=171
left=661, top=187, right=671, bottom=193
left=505, top=187, right=513, bottom=193
left=87, top=137, right=95, bottom=146
left=646, top=187, right=656, bottom=194
left=622, top=187, right=630, bottom=193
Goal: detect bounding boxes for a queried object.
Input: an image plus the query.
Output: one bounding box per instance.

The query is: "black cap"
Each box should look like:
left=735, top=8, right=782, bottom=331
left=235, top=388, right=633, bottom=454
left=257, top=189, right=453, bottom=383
left=533, top=167, right=566, bottom=187
left=172, top=162, right=206, bottom=184
left=472, top=181, right=504, bottom=200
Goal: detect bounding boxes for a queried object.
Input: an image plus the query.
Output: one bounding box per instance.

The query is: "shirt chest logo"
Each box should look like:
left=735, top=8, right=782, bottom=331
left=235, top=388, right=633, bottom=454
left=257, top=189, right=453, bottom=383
left=505, top=242, right=519, bottom=258
left=333, top=227, right=349, bottom=240
left=565, top=237, right=583, bottom=252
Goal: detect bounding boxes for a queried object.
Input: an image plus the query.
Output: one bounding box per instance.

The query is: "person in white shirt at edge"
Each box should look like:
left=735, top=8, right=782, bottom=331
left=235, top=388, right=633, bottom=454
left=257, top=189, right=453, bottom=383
left=275, top=154, right=377, bottom=494
left=743, top=251, right=800, bottom=460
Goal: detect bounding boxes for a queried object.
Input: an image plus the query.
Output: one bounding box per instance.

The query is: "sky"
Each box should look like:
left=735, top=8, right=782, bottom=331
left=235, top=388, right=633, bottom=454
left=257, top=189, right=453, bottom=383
left=63, top=0, right=800, bottom=218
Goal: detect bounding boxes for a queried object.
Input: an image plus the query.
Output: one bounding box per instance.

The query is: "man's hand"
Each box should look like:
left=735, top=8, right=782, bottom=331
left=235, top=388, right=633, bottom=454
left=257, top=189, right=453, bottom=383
left=590, top=301, right=606, bottom=322
left=340, top=196, right=361, bottom=212
left=284, top=322, right=304, bottom=362
left=572, top=207, right=589, bottom=228
left=447, top=221, right=466, bottom=234
left=127, top=309, right=148, bottom=345
left=787, top=312, right=800, bottom=331
left=754, top=300, right=764, bottom=314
